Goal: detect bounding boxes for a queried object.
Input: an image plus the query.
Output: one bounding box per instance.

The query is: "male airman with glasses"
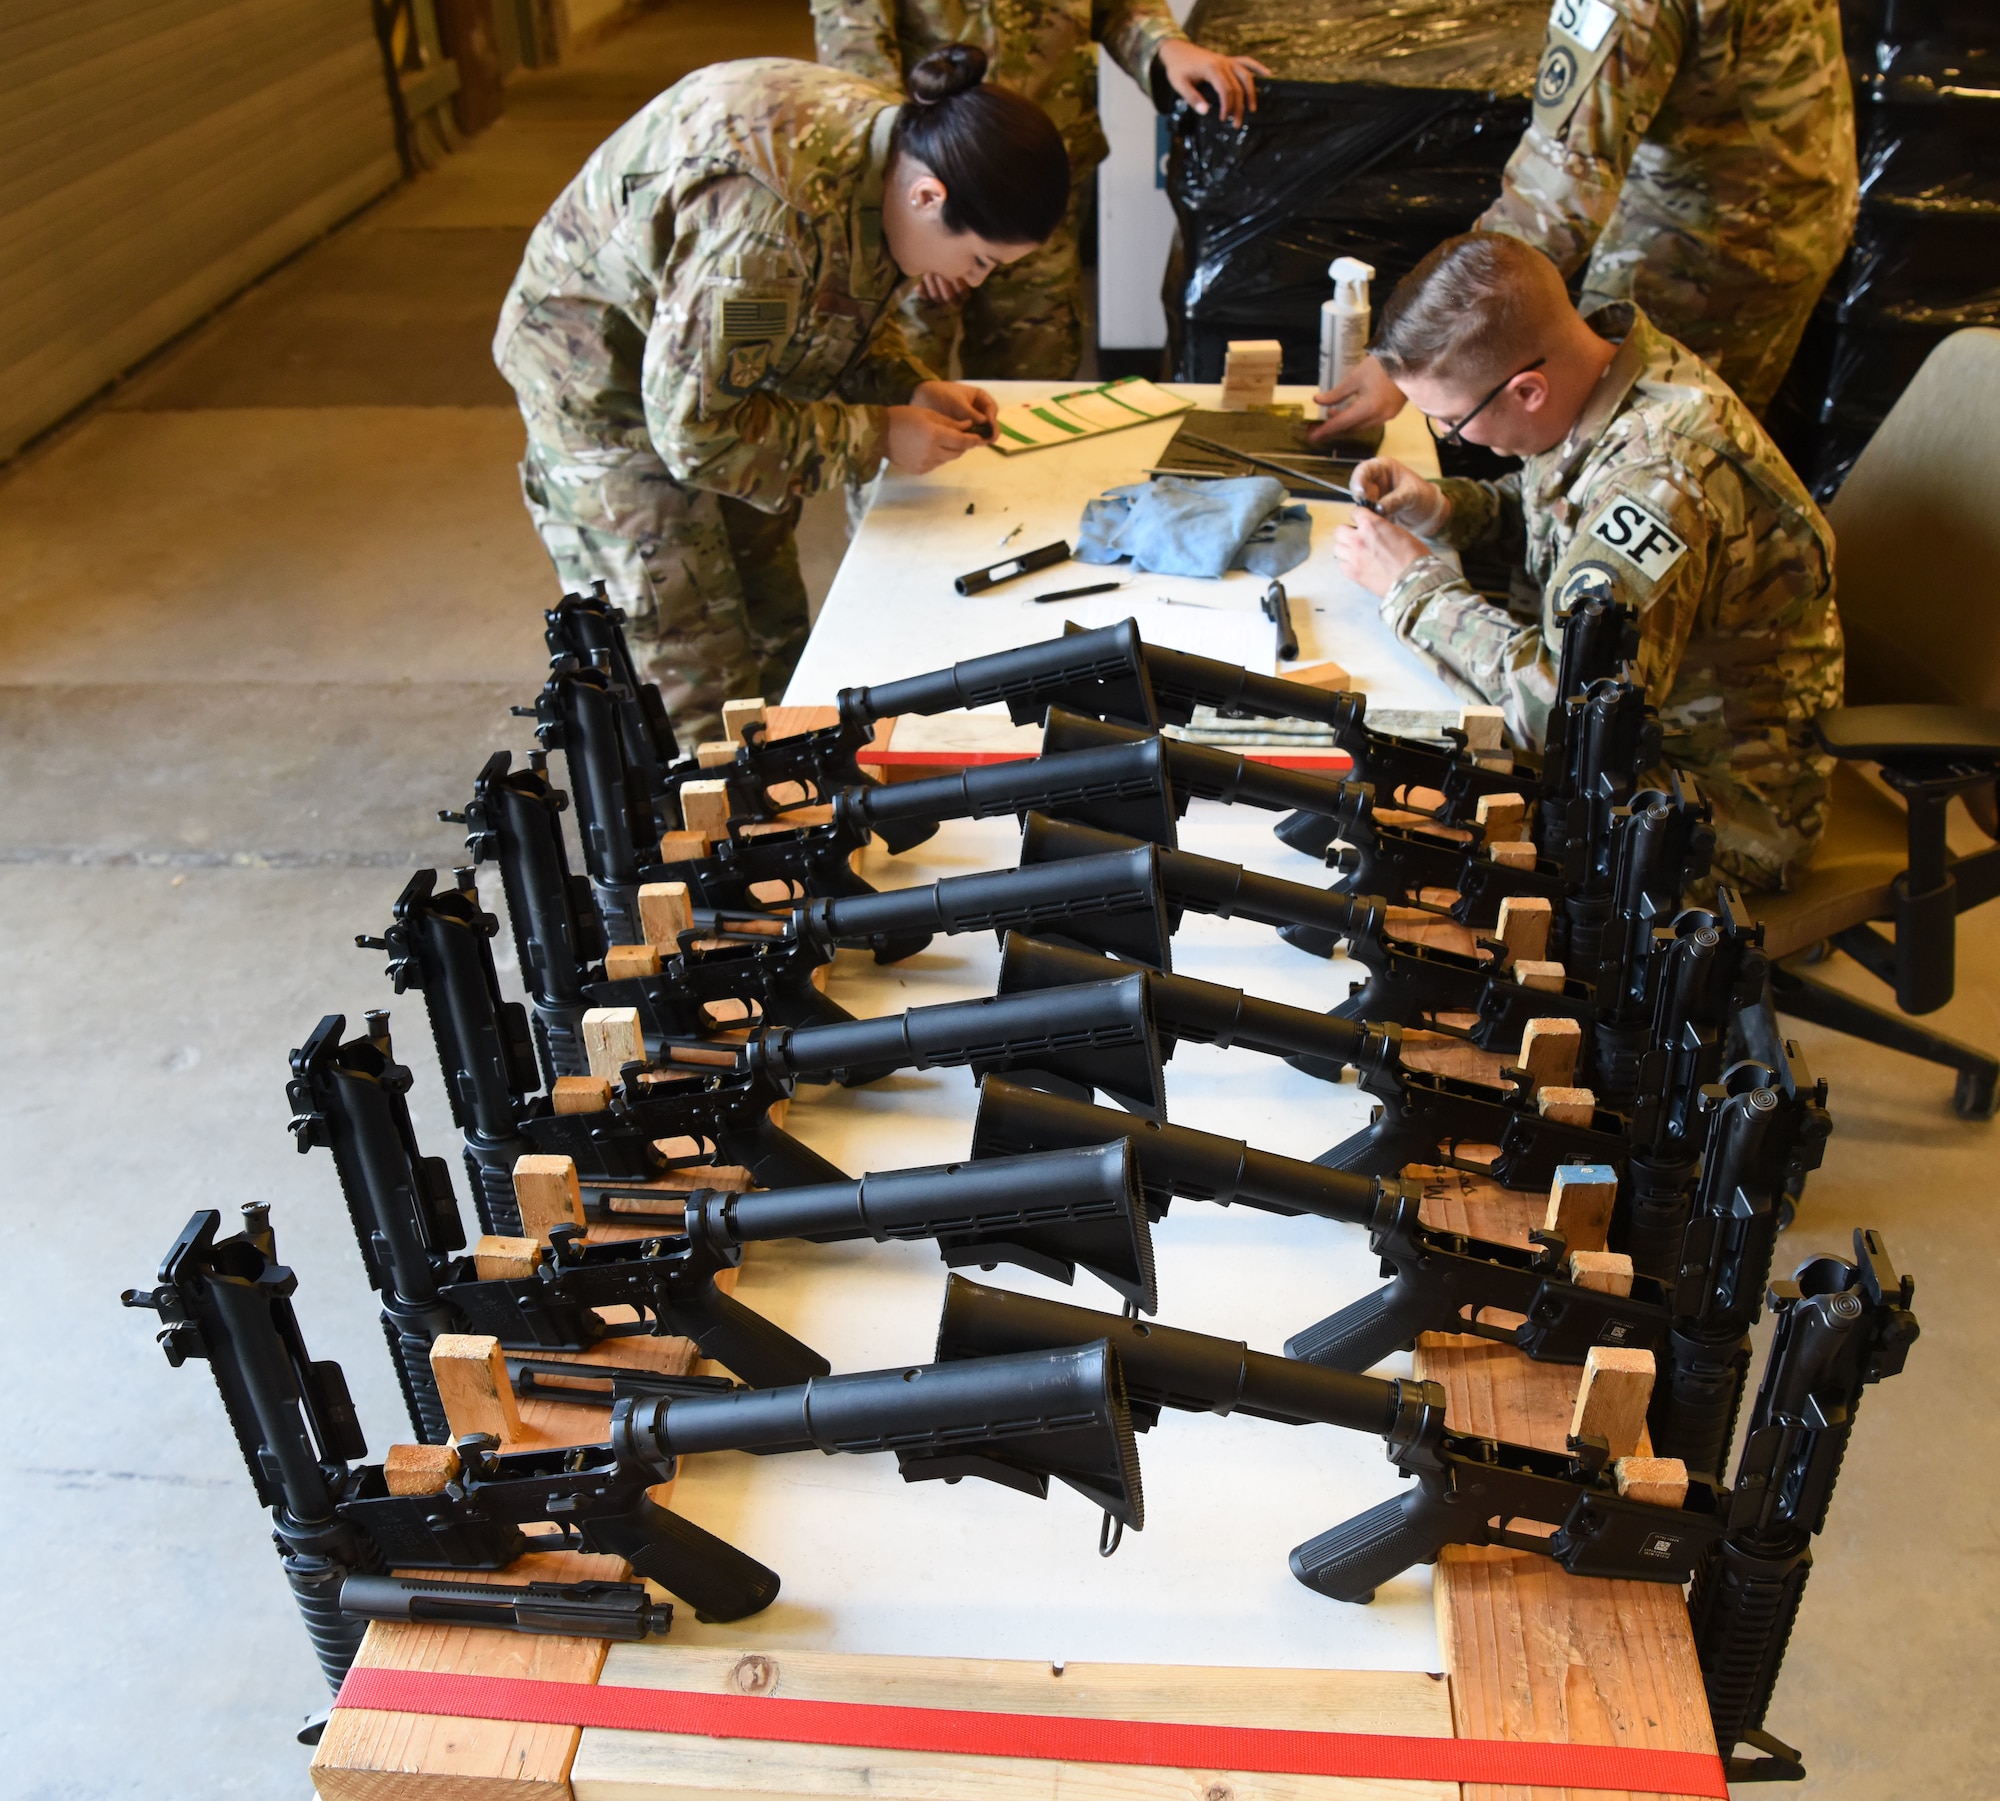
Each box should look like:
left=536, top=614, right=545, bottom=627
left=1335, top=231, right=1842, bottom=893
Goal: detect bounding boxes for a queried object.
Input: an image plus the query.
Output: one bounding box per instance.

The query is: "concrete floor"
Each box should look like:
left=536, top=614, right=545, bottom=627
left=0, top=5, right=1992, bottom=1796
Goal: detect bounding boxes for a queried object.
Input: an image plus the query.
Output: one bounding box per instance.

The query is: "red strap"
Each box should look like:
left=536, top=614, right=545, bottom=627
left=863, top=749, right=1355, bottom=771
left=334, top=1666, right=1726, bottom=1797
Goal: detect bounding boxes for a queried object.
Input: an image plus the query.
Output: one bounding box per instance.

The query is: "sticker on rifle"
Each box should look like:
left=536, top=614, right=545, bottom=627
left=1535, top=0, right=1621, bottom=134
left=1640, top=1533, right=1682, bottom=1559
left=1587, top=495, right=1689, bottom=583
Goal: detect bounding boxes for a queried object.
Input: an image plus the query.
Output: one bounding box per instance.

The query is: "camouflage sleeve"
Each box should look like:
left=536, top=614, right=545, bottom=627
left=1436, top=473, right=1527, bottom=565
left=839, top=307, right=939, bottom=406
left=1094, top=0, right=1185, bottom=87
left=1550, top=465, right=1715, bottom=711
left=1477, top=0, right=1688, bottom=276
left=810, top=0, right=904, bottom=86
left=1379, top=562, right=1562, bottom=748
left=642, top=177, right=889, bottom=510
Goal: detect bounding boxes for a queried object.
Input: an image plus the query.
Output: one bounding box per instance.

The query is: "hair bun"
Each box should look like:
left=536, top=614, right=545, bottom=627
left=907, top=42, right=987, bottom=105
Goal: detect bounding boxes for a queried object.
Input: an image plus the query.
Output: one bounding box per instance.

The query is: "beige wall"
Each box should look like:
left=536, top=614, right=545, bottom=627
left=1, top=0, right=403, bottom=459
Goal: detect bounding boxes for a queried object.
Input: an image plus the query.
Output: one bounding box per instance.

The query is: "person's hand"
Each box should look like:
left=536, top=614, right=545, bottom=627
left=885, top=404, right=987, bottom=473
left=1307, top=356, right=1407, bottom=443
left=913, top=378, right=999, bottom=444
left=1335, top=509, right=1435, bottom=598
left=1350, top=456, right=1449, bottom=534
left=918, top=272, right=972, bottom=305
left=1157, top=40, right=1270, bottom=127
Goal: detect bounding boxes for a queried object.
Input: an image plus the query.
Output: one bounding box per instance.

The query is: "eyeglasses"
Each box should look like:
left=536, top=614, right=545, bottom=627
left=1423, top=358, right=1547, bottom=447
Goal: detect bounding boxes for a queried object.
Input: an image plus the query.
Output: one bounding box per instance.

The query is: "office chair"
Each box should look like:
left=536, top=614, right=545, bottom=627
left=1752, top=328, right=2000, bottom=1117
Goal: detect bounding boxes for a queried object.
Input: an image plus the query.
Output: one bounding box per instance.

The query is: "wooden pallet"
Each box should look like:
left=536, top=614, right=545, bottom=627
left=569, top=1646, right=1458, bottom=1801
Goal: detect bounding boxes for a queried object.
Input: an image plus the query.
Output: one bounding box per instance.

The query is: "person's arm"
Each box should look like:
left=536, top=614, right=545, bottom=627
left=641, top=179, right=896, bottom=508
left=839, top=307, right=936, bottom=407
left=810, top=0, right=904, bottom=86
left=1478, top=0, right=1687, bottom=276
left=1385, top=463, right=1715, bottom=747
left=1094, top=0, right=1186, bottom=91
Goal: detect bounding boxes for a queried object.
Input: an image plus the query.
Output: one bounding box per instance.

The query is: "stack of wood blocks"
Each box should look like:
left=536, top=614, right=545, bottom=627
left=1219, top=339, right=1283, bottom=412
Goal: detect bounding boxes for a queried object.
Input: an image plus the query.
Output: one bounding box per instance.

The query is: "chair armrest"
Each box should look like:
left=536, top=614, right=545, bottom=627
left=1814, top=705, right=2000, bottom=766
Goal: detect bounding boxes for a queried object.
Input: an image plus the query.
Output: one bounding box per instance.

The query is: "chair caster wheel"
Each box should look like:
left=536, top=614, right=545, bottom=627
left=1953, top=1065, right=1999, bottom=1119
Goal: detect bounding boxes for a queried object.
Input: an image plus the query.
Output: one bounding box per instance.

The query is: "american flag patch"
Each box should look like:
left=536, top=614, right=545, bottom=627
left=721, top=296, right=792, bottom=340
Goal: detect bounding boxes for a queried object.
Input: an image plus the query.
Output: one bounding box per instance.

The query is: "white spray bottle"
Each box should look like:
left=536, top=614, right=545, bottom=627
left=1318, top=257, right=1376, bottom=418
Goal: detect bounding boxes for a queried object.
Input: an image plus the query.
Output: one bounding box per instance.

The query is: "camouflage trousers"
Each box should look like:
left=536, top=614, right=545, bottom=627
left=1661, top=751, right=1833, bottom=898
left=898, top=179, right=1091, bottom=381
left=519, top=443, right=809, bottom=747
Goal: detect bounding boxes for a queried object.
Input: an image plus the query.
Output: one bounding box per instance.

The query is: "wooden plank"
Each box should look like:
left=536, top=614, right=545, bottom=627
left=681, top=781, right=733, bottom=841
left=1544, top=1168, right=1618, bottom=1255
left=573, top=1646, right=1457, bottom=1801
left=311, top=1547, right=623, bottom=1801
left=432, top=1335, right=525, bottom=1444
left=1416, top=1323, right=1716, bottom=1801
left=605, top=945, right=663, bottom=981
left=514, top=1155, right=586, bottom=1244
left=697, top=741, right=738, bottom=769
left=1517, top=1020, right=1581, bottom=1091
left=722, top=700, right=768, bottom=744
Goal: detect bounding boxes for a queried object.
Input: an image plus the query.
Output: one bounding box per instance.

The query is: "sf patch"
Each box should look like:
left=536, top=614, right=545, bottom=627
left=1534, top=0, right=1621, bottom=135
left=1588, top=495, right=1690, bottom=583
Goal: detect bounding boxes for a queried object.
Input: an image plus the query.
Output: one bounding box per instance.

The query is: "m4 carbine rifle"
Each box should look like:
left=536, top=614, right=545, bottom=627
left=124, top=1206, right=1151, bottom=1693
left=120, top=1204, right=780, bottom=1689
left=289, top=1012, right=1159, bottom=1431
left=522, top=973, right=1171, bottom=1186
left=969, top=1077, right=1679, bottom=1375
left=932, top=1275, right=1727, bottom=1600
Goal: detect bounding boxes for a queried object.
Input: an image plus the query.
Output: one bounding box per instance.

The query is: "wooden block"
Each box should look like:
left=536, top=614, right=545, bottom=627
left=658, top=828, right=710, bottom=863
left=383, top=1442, right=460, bottom=1497
left=638, top=881, right=693, bottom=948
left=1570, top=1345, right=1656, bottom=1458
left=1535, top=1084, right=1596, bottom=1125
left=1615, top=1455, right=1691, bottom=1508
left=1544, top=1162, right=1619, bottom=1252
left=552, top=1074, right=614, bottom=1114
left=573, top=1647, right=1457, bottom=1801
left=1473, top=750, right=1515, bottom=773
left=1514, top=958, right=1566, bottom=992
left=512, top=1154, right=585, bottom=1243
left=311, top=1546, right=621, bottom=1801
left=1495, top=894, right=1553, bottom=961
left=1474, top=792, right=1528, bottom=840
left=1569, top=1248, right=1635, bottom=1296
left=1282, top=658, right=1349, bottom=691
left=721, top=698, right=767, bottom=745
left=1517, top=1015, right=1581, bottom=1088
left=431, top=1334, right=524, bottom=1444
left=603, top=943, right=661, bottom=982
left=1460, top=705, right=1505, bottom=749
left=695, top=740, right=737, bottom=769
left=1489, top=839, right=1539, bottom=869
left=582, top=1006, right=646, bottom=1082
left=680, top=779, right=733, bottom=841
left=473, top=1234, right=542, bottom=1281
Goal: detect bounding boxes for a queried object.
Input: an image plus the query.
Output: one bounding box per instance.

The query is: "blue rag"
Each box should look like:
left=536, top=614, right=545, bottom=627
left=1074, top=475, right=1312, bottom=579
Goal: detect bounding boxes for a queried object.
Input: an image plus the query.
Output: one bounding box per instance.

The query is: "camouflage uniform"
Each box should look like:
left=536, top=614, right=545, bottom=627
left=1478, top=0, right=1858, bottom=413
left=494, top=60, right=935, bottom=742
left=811, top=0, right=1185, bottom=378
left=1381, top=303, right=1843, bottom=892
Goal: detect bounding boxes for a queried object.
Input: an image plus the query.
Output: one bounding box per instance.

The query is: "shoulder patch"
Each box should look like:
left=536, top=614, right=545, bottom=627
left=1587, top=495, right=1689, bottom=584
left=721, top=295, right=794, bottom=341
left=1534, top=0, right=1622, bottom=135
left=725, top=341, right=772, bottom=390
